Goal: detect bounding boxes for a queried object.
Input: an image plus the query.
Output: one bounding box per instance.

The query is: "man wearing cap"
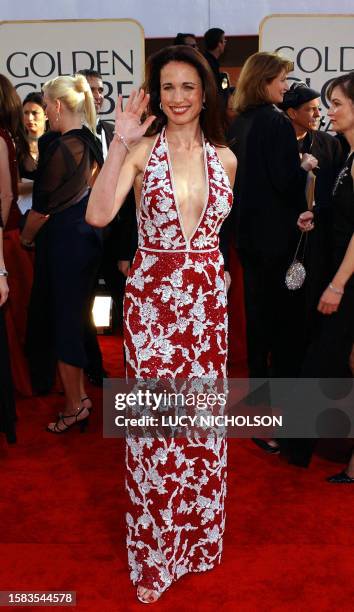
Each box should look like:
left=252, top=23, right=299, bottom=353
left=279, top=83, right=344, bottom=335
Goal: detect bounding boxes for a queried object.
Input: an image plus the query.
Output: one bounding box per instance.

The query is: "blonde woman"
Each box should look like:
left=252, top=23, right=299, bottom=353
left=22, top=74, right=104, bottom=432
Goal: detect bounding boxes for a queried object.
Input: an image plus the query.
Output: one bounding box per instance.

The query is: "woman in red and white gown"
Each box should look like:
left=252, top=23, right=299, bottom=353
left=87, top=46, right=236, bottom=603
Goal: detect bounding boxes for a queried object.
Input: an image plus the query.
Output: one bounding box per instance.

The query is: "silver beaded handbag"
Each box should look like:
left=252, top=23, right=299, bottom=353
left=285, top=233, right=307, bottom=290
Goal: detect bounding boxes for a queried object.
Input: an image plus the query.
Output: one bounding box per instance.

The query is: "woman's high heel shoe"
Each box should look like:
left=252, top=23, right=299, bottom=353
left=327, top=470, right=354, bottom=483
left=58, top=396, right=93, bottom=419
left=47, top=406, right=89, bottom=434
left=251, top=438, right=280, bottom=454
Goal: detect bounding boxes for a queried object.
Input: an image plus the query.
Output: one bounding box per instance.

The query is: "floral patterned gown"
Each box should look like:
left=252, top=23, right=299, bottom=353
left=124, top=128, right=233, bottom=594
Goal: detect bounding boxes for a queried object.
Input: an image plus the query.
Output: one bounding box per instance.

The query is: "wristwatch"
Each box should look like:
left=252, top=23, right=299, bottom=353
left=0, top=268, right=8, bottom=277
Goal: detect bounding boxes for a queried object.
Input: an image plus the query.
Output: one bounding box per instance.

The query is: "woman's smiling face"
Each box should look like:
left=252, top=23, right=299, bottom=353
left=160, top=61, right=204, bottom=126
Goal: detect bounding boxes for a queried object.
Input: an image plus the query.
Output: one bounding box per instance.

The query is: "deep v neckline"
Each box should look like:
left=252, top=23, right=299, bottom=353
left=164, top=128, right=210, bottom=248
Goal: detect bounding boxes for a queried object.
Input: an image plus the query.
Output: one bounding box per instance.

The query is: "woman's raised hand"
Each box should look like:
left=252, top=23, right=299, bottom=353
left=114, top=89, right=156, bottom=149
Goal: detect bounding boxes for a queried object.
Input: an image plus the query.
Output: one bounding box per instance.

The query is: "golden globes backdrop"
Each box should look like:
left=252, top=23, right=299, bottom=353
left=259, top=14, right=354, bottom=130
left=0, top=19, right=144, bottom=119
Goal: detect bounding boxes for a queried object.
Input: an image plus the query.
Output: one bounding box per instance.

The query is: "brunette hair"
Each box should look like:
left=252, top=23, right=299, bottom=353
left=0, top=74, right=29, bottom=164
left=143, top=45, right=226, bottom=146
left=23, top=91, right=45, bottom=108
left=327, top=71, right=354, bottom=103
left=232, top=52, right=293, bottom=114
left=42, top=74, right=96, bottom=132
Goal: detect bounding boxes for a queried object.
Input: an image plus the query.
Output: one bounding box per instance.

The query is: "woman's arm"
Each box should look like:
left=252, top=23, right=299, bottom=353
left=0, top=136, right=14, bottom=228
left=86, top=90, right=155, bottom=227
left=318, top=232, right=354, bottom=314
left=18, top=180, right=33, bottom=196
left=318, top=159, right=354, bottom=314
left=0, top=229, right=9, bottom=306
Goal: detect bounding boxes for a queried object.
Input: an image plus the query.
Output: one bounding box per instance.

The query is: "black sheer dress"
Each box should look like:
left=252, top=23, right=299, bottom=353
left=302, top=152, right=354, bottom=376
left=287, top=152, right=354, bottom=467
left=30, top=127, right=103, bottom=368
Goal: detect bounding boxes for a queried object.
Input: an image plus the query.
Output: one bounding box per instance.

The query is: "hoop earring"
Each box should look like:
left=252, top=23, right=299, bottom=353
left=159, top=102, right=163, bottom=112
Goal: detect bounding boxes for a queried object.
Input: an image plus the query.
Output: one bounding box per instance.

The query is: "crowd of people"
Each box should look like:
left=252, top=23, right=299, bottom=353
left=0, top=27, right=353, bottom=603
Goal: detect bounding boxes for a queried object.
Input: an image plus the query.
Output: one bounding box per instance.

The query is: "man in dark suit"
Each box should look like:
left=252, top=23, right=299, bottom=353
left=203, top=28, right=226, bottom=93
left=203, top=28, right=229, bottom=118
left=79, top=70, right=137, bottom=384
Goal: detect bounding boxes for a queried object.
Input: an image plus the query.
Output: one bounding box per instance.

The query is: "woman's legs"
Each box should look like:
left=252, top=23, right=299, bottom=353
left=58, top=361, right=82, bottom=413
left=47, top=361, right=89, bottom=432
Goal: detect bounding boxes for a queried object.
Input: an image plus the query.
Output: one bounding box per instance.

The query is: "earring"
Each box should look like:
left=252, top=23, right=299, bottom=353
left=55, top=112, right=60, bottom=123
left=159, top=102, right=163, bottom=112
left=202, top=103, right=206, bottom=110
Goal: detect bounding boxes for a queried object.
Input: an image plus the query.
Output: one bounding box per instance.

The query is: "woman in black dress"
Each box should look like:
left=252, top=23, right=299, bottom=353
left=22, top=74, right=103, bottom=432
left=298, top=72, right=354, bottom=482
left=228, top=52, right=319, bottom=384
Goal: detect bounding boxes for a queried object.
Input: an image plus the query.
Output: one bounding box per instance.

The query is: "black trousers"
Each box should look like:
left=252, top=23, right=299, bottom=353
left=238, top=249, right=307, bottom=379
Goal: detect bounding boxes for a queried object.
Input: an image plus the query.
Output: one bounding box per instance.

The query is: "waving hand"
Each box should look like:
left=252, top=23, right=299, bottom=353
left=113, top=90, right=156, bottom=149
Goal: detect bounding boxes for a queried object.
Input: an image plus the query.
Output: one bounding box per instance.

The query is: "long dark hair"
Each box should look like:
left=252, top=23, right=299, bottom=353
left=0, top=74, right=29, bottom=164
left=327, top=71, right=354, bottom=104
left=143, top=45, right=226, bottom=146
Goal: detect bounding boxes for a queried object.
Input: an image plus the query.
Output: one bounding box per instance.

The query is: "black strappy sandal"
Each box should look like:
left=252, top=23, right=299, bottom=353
left=58, top=396, right=93, bottom=419
left=47, top=406, right=89, bottom=434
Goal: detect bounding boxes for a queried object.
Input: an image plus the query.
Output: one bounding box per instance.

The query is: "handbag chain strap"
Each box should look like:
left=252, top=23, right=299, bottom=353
left=292, top=232, right=308, bottom=264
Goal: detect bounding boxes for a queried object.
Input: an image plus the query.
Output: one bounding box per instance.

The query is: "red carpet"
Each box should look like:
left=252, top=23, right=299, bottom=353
left=1, top=330, right=353, bottom=611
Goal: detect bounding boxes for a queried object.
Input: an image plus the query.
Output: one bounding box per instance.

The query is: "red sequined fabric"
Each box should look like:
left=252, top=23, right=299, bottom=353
left=124, top=128, right=233, bottom=594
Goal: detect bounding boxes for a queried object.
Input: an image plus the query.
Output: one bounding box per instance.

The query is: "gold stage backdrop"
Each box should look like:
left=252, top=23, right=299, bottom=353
left=260, top=13, right=354, bottom=131
left=0, top=19, right=145, bottom=120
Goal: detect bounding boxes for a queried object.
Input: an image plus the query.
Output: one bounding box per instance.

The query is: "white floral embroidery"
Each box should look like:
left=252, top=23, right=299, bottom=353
left=124, top=127, right=232, bottom=595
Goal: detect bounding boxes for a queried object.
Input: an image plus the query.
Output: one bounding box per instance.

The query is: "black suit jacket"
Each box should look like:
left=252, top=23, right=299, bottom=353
left=228, top=104, right=307, bottom=256
left=301, top=130, right=344, bottom=210
left=97, top=119, right=137, bottom=262
left=300, top=130, right=344, bottom=311
left=98, top=119, right=114, bottom=147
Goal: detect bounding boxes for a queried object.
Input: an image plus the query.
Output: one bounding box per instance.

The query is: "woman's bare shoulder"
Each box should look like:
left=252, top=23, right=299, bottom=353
left=130, top=134, right=159, bottom=171
left=0, top=135, right=9, bottom=154
left=215, top=145, right=237, bottom=187
left=215, top=145, right=237, bottom=166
